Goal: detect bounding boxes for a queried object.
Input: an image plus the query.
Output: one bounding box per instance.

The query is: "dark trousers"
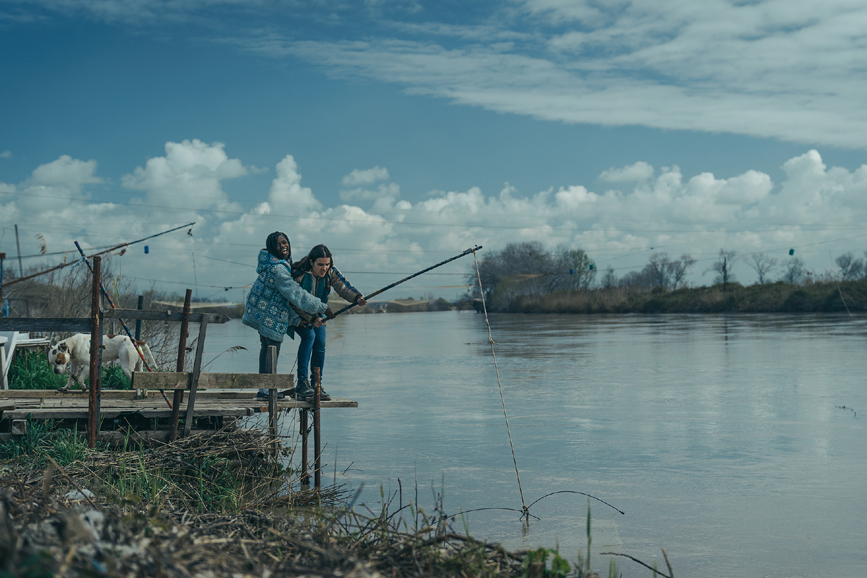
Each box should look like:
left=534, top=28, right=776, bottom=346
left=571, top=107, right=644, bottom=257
left=258, top=335, right=282, bottom=374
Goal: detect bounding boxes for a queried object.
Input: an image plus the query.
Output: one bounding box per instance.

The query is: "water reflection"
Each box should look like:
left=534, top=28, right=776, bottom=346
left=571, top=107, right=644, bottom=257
left=204, top=313, right=867, bottom=578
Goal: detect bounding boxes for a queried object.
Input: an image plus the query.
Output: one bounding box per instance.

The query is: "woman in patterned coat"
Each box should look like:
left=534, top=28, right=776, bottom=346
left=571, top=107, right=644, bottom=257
left=242, top=232, right=327, bottom=378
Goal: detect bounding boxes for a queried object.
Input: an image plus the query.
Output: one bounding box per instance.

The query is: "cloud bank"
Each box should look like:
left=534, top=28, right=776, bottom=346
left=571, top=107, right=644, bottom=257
left=2, top=140, right=865, bottom=301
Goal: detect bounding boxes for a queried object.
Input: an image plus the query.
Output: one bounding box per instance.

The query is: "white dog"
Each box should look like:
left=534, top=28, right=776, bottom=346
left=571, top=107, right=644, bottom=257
left=48, top=334, right=157, bottom=392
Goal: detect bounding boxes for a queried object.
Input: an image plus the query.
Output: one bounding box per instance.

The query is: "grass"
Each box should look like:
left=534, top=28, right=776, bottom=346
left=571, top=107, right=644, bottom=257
left=7, top=349, right=133, bottom=390
left=0, top=424, right=653, bottom=577
left=0, top=418, right=92, bottom=467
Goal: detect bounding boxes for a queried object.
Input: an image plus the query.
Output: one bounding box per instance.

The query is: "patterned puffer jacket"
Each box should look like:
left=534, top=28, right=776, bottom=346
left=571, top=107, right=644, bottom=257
left=242, top=249, right=327, bottom=342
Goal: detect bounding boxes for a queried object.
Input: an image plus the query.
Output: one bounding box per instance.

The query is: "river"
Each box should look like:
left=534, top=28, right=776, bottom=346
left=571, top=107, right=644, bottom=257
left=202, top=312, right=867, bottom=578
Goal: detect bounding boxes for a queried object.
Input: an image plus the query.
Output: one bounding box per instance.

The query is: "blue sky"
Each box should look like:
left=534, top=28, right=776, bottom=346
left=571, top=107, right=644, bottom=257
left=2, top=0, right=867, bottom=301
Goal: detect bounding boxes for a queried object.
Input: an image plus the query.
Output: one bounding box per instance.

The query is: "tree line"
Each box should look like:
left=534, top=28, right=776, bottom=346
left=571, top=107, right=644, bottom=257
left=469, top=242, right=867, bottom=310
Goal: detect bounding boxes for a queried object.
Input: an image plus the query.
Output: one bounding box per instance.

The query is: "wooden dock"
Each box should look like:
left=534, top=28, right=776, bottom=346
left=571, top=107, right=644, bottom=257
left=0, top=268, right=345, bottom=487
left=0, top=388, right=357, bottom=442
left=1, top=388, right=357, bottom=420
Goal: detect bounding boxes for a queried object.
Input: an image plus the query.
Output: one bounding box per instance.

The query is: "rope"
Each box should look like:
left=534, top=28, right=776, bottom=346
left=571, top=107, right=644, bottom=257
left=473, top=251, right=529, bottom=517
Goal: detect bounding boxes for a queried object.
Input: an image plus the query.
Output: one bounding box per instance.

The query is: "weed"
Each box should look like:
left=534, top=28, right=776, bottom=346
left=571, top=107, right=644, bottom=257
left=7, top=350, right=66, bottom=390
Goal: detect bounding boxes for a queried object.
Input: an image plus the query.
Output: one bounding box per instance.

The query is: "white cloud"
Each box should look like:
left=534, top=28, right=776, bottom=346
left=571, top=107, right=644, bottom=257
left=211, top=1, right=867, bottom=150
left=599, top=161, right=654, bottom=183
left=4, top=145, right=867, bottom=300
left=267, top=154, right=320, bottom=209
left=0, top=151, right=11, bottom=159
left=342, top=166, right=390, bottom=186
left=30, top=155, right=101, bottom=187
left=121, top=139, right=246, bottom=216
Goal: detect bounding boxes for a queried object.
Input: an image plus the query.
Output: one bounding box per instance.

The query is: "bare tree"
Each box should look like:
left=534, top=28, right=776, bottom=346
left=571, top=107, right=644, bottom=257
left=618, top=268, right=655, bottom=288
left=835, top=252, right=865, bottom=281
left=468, top=241, right=593, bottom=308
left=601, top=266, right=617, bottom=289
left=782, top=257, right=806, bottom=285
left=645, top=252, right=672, bottom=288
left=551, top=245, right=596, bottom=291
left=620, top=252, right=695, bottom=290
left=747, top=253, right=778, bottom=284
left=668, top=254, right=696, bottom=289
left=705, top=249, right=739, bottom=291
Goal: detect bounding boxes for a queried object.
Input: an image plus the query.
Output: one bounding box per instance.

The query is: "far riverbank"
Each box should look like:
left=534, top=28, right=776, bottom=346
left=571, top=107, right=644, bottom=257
left=491, top=279, right=867, bottom=314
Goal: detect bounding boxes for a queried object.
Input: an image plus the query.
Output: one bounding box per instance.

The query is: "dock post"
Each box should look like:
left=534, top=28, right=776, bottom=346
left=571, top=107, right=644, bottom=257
left=170, top=289, right=192, bottom=441
left=267, top=345, right=278, bottom=456
left=134, top=295, right=144, bottom=340
left=300, top=407, right=309, bottom=487
left=87, top=256, right=102, bottom=448
left=313, top=366, right=321, bottom=489
left=182, top=315, right=208, bottom=437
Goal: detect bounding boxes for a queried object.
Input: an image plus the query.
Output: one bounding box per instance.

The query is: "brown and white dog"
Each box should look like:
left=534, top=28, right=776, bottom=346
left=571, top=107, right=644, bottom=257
left=48, top=334, right=157, bottom=392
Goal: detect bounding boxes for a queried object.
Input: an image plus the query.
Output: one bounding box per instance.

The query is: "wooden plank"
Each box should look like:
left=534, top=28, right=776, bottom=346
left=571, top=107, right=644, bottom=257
left=2, top=398, right=357, bottom=419
left=132, top=372, right=290, bottom=390
left=183, top=317, right=208, bottom=437
left=0, top=400, right=15, bottom=411
left=104, top=309, right=230, bottom=324
left=0, top=390, right=142, bottom=399
left=0, top=318, right=91, bottom=332
left=4, top=407, right=255, bottom=420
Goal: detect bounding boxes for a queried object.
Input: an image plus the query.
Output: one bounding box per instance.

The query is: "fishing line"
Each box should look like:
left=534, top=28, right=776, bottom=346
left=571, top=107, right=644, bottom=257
left=473, top=250, right=529, bottom=518
left=526, top=490, right=625, bottom=515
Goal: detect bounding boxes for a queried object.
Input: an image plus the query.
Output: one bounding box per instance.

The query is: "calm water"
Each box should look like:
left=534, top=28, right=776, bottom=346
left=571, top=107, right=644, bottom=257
left=204, top=313, right=867, bottom=578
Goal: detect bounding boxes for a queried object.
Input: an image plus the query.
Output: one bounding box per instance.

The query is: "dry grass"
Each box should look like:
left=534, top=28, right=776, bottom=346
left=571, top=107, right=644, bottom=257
left=0, top=428, right=540, bottom=577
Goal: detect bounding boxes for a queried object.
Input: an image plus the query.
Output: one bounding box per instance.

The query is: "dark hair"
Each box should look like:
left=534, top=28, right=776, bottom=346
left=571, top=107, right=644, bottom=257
left=265, top=231, right=291, bottom=262
left=294, top=244, right=333, bottom=272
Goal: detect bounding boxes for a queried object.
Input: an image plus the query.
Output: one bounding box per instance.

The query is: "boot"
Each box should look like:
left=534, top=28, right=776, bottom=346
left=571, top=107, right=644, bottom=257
left=295, top=378, right=313, bottom=401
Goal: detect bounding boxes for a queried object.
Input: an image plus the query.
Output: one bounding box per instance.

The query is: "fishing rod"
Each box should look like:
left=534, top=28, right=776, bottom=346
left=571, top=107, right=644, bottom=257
left=74, top=241, right=173, bottom=409
left=3, top=222, right=195, bottom=288
left=331, top=245, right=483, bottom=318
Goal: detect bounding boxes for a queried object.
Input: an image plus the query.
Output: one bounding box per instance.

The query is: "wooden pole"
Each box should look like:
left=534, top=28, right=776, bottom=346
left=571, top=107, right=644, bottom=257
left=14, top=225, right=23, bottom=278
left=87, top=256, right=101, bottom=448
left=300, top=408, right=309, bottom=487
left=170, top=289, right=192, bottom=441
left=182, top=316, right=208, bottom=437
left=134, top=295, right=144, bottom=340
left=268, top=345, right=278, bottom=456
left=313, top=366, right=321, bottom=489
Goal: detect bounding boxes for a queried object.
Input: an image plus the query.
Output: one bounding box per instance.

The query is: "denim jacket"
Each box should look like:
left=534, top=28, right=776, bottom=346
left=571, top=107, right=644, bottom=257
left=286, top=265, right=362, bottom=332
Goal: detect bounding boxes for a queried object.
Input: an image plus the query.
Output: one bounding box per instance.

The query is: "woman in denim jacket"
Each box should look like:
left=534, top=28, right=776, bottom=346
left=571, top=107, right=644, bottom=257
left=242, top=232, right=327, bottom=385
left=289, top=244, right=366, bottom=401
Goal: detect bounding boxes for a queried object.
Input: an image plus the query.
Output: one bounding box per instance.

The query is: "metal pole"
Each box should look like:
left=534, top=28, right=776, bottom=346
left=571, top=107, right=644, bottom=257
left=313, top=366, right=321, bottom=489
left=331, top=245, right=482, bottom=317
left=170, top=289, right=192, bottom=441
left=87, top=256, right=101, bottom=448
left=14, top=224, right=23, bottom=278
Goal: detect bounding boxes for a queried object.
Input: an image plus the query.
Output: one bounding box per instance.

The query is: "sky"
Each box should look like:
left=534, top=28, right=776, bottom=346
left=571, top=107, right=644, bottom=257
left=2, top=0, right=867, bottom=303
